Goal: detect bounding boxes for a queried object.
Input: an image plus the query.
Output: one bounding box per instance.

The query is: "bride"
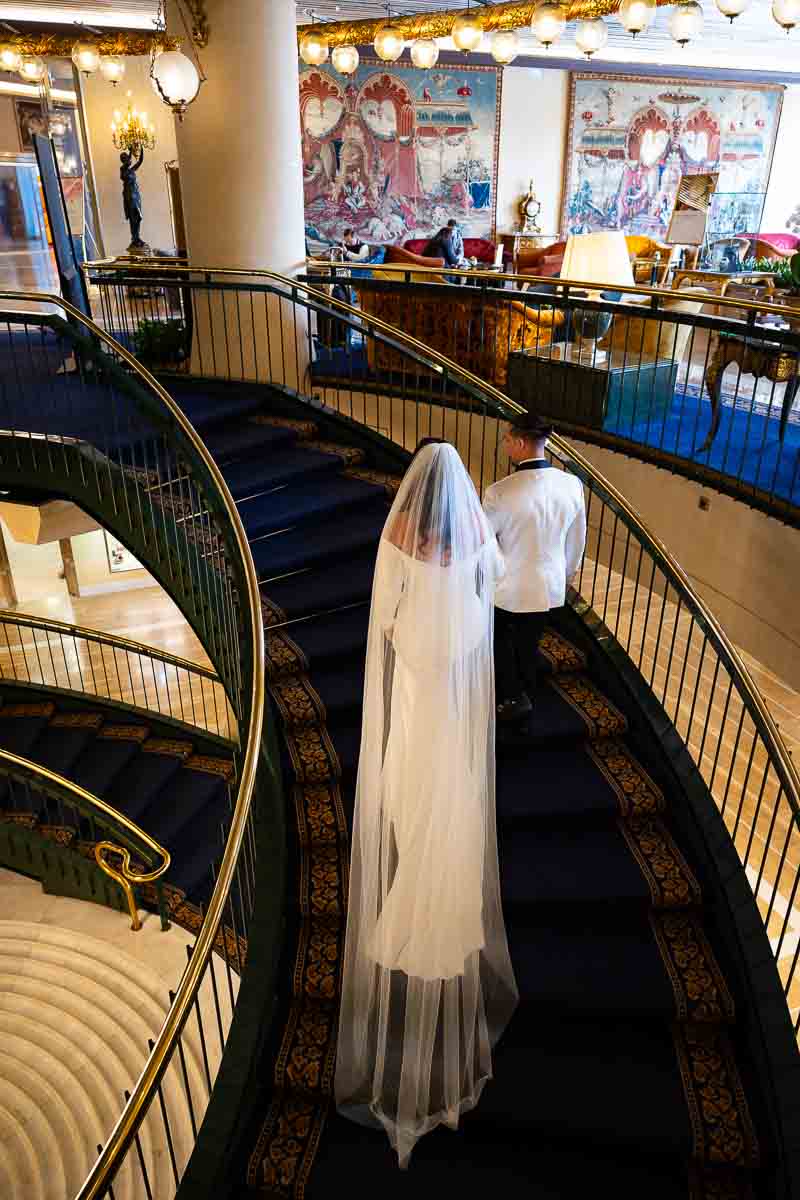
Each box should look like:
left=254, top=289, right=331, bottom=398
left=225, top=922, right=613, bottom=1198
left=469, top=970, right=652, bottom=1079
left=335, top=440, right=519, bottom=1167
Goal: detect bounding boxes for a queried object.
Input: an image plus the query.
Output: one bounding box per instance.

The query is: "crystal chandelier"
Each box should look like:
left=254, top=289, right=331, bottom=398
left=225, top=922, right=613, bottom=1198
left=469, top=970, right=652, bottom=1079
left=111, top=97, right=157, bottom=155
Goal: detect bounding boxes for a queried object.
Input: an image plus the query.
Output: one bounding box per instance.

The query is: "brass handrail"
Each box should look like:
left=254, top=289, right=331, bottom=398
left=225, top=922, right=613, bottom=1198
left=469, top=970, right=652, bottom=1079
left=83, top=254, right=800, bottom=319
left=0, top=746, right=171, bottom=929
left=0, top=291, right=266, bottom=1200
left=0, top=610, right=221, bottom=684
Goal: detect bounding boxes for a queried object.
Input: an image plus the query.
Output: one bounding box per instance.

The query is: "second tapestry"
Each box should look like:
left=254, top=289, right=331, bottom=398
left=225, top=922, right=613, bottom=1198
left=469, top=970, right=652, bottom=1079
left=300, top=60, right=501, bottom=251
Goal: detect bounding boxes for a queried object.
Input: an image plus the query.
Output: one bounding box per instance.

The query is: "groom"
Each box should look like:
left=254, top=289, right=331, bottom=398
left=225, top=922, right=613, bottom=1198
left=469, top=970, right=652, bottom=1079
left=483, top=413, right=587, bottom=728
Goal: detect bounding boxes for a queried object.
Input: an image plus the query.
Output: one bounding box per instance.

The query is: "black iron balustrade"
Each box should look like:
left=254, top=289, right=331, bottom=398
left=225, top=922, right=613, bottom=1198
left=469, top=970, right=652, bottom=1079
left=0, top=292, right=268, bottom=1200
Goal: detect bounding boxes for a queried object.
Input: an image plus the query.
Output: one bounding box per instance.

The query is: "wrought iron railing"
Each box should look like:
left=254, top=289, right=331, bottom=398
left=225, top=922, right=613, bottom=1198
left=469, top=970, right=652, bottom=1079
left=0, top=611, right=236, bottom=741
left=81, top=261, right=800, bottom=1045
left=0, top=745, right=171, bottom=930
left=84, top=257, right=800, bottom=523
left=0, top=292, right=267, bottom=1200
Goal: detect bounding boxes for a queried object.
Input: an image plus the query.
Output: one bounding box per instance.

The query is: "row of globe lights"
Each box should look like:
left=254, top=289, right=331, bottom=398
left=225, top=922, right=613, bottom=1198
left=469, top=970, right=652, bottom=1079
left=0, top=39, right=202, bottom=119
left=300, top=0, right=799, bottom=71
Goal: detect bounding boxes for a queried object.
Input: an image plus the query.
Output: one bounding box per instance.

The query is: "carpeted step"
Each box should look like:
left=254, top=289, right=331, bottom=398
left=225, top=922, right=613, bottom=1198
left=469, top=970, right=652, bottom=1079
left=499, top=818, right=701, bottom=911
left=265, top=605, right=371, bottom=680
left=118, top=739, right=195, bottom=823
left=201, top=419, right=299, bottom=465
left=171, top=389, right=263, bottom=432
left=221, top=448, right=346, bottom=502
left=69, top=725, right=150, bottom=798
left=497, top=738, right=664, bottom=825
left=305, top=1115, right=692, bottom=1200
left=20, top=713, right=104, bottom=780
left=0, top=702, right=55, bottom=759
left=507, top=908, right=733, bottom=1023
left=260, top=549, right=378, bottom=626
left=140, top=758, right=231, bottom=852
left=239, top=475, right=385, bottom=541
left=253, top=506, right=388, bottom=584
left=270, top=665, right=364, bottom=732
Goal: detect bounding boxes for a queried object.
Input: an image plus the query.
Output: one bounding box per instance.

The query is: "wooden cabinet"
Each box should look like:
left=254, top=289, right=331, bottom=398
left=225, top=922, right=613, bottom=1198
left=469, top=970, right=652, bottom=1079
left=499, top=232, right=559, bottom=272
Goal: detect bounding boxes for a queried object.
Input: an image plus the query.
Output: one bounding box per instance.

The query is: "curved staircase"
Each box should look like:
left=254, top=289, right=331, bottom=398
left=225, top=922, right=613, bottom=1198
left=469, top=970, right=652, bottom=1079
left=0, top=912, right=224, bottom=1200
left=124, top=379, right=770, bottom=1198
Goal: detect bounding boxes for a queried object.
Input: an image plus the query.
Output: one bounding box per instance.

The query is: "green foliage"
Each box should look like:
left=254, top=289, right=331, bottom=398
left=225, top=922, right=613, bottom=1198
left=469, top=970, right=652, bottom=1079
left=133, top=318, right=187, bottom=367
left=790, top=251, right=800, bottom=289
left=742, top=256, right=795, bottom=289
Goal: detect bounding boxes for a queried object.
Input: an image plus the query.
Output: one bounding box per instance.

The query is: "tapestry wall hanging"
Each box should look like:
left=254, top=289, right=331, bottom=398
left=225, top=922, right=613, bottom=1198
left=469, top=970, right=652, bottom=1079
left=561, top=73, right=783, bottom=243
left=300, top=59, right=502, bottom=250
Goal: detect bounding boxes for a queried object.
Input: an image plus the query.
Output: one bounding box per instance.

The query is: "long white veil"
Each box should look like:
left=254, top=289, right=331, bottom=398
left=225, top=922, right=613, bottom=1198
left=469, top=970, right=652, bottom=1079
left=335, top=441, right=519, bottom=1166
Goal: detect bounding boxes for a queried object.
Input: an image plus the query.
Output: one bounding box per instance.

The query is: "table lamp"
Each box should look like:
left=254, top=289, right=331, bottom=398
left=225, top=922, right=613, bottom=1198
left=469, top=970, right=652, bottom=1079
left=560, top=231, right=635, bottom=362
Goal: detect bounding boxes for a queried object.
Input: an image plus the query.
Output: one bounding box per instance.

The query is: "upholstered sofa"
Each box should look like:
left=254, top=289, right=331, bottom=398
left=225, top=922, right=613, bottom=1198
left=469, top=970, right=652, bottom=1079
left=744, top=233, right=800, bottom=261
left=403, top=237, right=497, bottom=265
left=517, top=236, right=675, bottom=285
left=355, top=282, right=565, bottom=388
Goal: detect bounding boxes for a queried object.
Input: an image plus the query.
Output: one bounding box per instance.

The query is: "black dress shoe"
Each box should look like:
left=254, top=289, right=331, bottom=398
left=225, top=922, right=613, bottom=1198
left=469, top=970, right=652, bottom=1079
left=496, top=693, right=533, bottom=723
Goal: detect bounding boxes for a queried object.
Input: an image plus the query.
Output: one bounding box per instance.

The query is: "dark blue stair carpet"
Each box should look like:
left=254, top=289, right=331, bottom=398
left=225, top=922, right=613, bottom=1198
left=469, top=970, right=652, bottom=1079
left=239, top=475, right=385, bottom=540
left=260, top=549, right=378, bottom=624
left=253, top=506, right=388, bottom=582
left=266, top=605, right=370, bottom=676
left=140, top=766, right=229, bottom=851
left=108, top=746, right=192, bottom=824
left=0, top=707, right=54, bottom=758
left=307, top=1117, right=689, bottom=1200
left=170, top=388, right=263, bottom=432
left=222, top=447, right=344, bottom=501
left=70, top=728, right=150, bottom=797
left=202, top=420, right=298, bottom=464
left=20, top=719, right=102, bottom=779
left=499, top=825, right=656, bottom=908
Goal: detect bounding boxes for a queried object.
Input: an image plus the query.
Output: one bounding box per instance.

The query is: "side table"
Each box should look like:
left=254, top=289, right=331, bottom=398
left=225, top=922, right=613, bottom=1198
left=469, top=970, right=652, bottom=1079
left=499, top=232, right=559, bottom=273
left=701, top=331, right=800, bottom=451
left=506, top=345, right=678, bottom=432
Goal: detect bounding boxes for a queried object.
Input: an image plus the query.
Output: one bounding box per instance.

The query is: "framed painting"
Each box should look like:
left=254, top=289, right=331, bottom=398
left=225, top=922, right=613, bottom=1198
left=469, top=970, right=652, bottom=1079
left=104, top=531, right=142, bottom=574
left=561, top=73, right=783, bottom=241
left=299, top=58, right=502, bottom=250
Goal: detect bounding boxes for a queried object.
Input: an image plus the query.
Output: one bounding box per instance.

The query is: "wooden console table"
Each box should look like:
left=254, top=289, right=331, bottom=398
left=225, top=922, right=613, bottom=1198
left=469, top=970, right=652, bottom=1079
left=701, top=330, right=800, bottom=452
left=671, top=268, right=776, bottom=298
left=499, top=231, right=558, bottom=273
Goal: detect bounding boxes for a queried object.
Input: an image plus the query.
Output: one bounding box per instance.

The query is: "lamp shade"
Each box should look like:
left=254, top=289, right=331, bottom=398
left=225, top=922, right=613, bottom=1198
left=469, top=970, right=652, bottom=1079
left=410, top=38, right=439, bottom=68
left=670, top=0, right=704, bottom=43
left=0, top=44, right=22, bottom=73
left=452, top=12, right=484, bottom=51
left=772, top=0, right=800, bottom=28
left=490, top=29, right=520, bottom=63
left=332, top=44, right=359, bottom=74
left=299, top=30, right=329, bottom=65
left=715, top=0, right=750, bottom=16
left=560, top=232, right=635, bottom=289
left=71, top=41, right=101, bottom=75
left=531, top=2, right=567, bottom=47
left=575, top=17, right=609, bottom=56
left=18, top=56, right=47, bottom=83
left=617, top=0, right=657, bottom=35
left=374, top=24, right=404, bottom=60
left=152, top=50, right=201, bottom=111
left=100, top=55, right=126, bottom=85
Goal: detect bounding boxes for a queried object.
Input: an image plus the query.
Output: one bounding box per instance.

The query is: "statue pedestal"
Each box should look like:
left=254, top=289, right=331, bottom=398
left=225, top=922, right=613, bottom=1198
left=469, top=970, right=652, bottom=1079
left=126, top=241, right=152, bottom=257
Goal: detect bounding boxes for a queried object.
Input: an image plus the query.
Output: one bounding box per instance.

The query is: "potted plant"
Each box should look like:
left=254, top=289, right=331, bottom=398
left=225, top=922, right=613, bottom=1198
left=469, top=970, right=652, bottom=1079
left=133, top=318, right=189, bottom=370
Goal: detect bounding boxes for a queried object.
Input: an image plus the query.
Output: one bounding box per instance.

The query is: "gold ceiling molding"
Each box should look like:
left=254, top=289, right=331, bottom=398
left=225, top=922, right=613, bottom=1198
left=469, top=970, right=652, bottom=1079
left=184, top=1, right=210, bottom=49
left=296, top=0, right=681, bottom=48
left=1, top=31, right=179, bottom=57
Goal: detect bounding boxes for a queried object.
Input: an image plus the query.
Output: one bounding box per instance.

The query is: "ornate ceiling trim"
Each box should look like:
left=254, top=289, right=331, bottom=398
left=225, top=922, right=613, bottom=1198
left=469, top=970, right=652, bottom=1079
left=184, top=1, right=210, bottom=49
left=0, top=31, right=179, bottom=57
left=296, top=0, right=681, bottom=48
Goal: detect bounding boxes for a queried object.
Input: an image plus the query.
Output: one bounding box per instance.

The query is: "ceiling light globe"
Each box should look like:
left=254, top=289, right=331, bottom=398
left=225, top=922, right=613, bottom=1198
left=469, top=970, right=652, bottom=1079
left=299, top=30, right=329, bottom=66
left=715, top=0, right=751, bottom=16
left=575, top=17, right=609, bottom=57
left=18, top=56, right=47, bottom=84
left=530, top=2, right=567, bottom=48
left=617, top=0, right=657, bottom=35
left=410, top=38, right=439, bottom=69
left=100, top=55, right=126, bottom=85
left=452, top=11, right=484, bottom=51
left=374, top=24, right=405, bottom=61
left=490, top=29, right=520, bottom=64
left=331, top=44, right=360, bottom=74
left=0, top=44, right=22, bottom=73
left=772, top=0, right=800, bottom=29
left=151, top=50, right=201, bottom=113
left=670, top=0, right=705, bottom=43
left=71, top=41, right=101, bottom=75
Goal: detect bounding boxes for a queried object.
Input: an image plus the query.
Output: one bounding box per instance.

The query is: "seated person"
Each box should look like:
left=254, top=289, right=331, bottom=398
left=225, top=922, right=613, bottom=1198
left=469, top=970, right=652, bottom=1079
left=423, top=223, right=467, bottom=282
left=446, top=218, right=467, bottom=265
left=341, top=228, right=370, bottom=263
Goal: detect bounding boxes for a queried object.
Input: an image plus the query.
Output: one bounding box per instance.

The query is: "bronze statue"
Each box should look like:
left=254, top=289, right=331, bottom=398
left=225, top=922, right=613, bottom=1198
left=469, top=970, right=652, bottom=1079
left=120, top=148, right=145, bottom=249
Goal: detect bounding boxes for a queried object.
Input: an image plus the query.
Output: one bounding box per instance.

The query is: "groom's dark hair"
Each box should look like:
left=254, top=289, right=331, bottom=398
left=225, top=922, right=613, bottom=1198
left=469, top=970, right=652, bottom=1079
left=510, top=413, right=554, bottom=442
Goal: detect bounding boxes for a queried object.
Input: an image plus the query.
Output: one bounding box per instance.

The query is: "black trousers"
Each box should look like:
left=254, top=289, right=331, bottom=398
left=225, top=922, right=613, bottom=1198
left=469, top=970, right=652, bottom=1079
left=493, top=607, right=549, bottom=706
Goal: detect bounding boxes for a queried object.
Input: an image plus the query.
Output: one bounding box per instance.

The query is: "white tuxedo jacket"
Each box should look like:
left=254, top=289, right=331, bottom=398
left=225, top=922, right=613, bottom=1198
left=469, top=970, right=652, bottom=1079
left=483, top=461, right=587, bottom=613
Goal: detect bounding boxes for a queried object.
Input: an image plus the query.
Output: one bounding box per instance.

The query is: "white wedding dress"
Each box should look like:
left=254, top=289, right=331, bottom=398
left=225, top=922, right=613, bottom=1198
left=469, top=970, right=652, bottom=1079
left=335, top=442, right=518, bottom=1167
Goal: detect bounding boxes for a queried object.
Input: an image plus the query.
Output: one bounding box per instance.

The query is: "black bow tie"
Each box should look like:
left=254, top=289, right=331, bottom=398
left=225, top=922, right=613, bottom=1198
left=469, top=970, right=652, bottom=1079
left=515, top=460, right=551, bottom=472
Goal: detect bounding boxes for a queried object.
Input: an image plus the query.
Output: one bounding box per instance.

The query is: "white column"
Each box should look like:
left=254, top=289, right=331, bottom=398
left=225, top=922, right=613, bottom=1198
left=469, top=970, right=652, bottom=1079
left=171, top=0, right=308, bottom=386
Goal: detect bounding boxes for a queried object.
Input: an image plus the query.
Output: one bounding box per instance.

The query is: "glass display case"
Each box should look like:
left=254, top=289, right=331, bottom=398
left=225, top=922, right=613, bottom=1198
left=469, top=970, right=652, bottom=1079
left=699, top=191, right=766, bottom=269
